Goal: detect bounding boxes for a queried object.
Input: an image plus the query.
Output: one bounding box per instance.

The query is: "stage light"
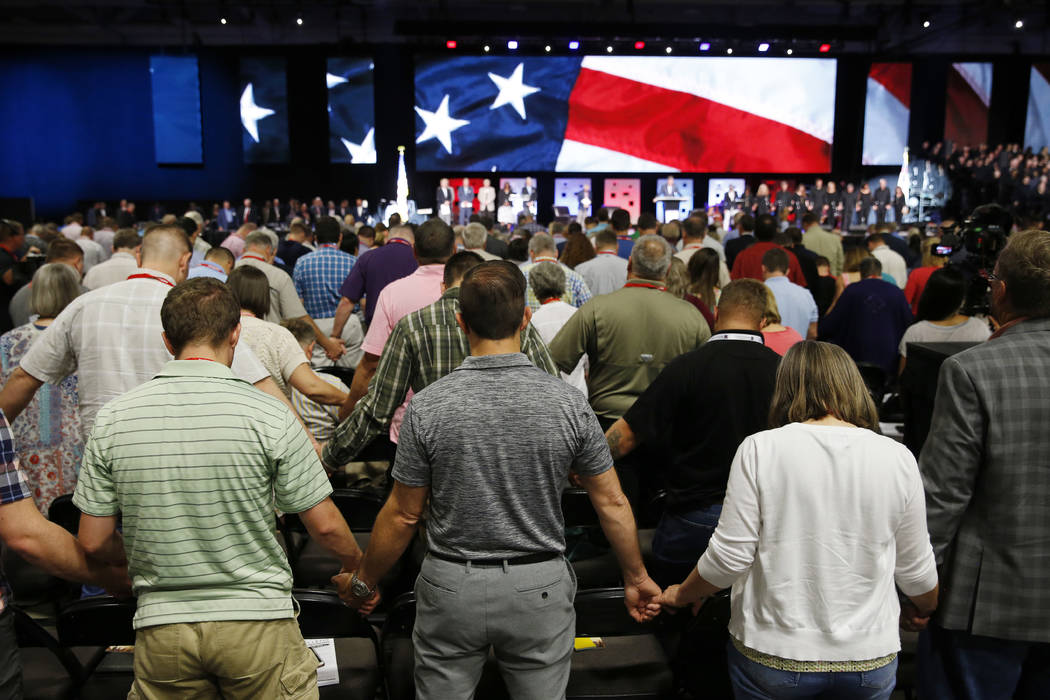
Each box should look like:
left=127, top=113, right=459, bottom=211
left=606, top=45, right=614, bottom=53
left=727, top=48, right=733, bottom=55
left=786, top=48, right=793, bottom=55
left=634, top=41, right=645, bottom=50
left=568, top=40, right=580, bottom=50
left=446, top=40, right=457, bottom=49
left=296, top=16, right=303, bottom=26
left=1015, top=19, right=1024, bottom=29
left=507, top=40, right=518, bottom=50
left=699, top=42, right=711, bottom=51
left=819, top=43, right=831, bottom=53
left=922, top=19, right=931, bottom=29
left=545, top=44, right=551, bottom=52
left=665, top=46, right=673, bottom=54
left=483, top=44, right=490, bottom=52
left=758, top=42, right=770, bottom=52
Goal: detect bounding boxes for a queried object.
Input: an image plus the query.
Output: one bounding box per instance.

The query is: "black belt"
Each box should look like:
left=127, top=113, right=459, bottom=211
left=428, top=551, right=559, bottom=567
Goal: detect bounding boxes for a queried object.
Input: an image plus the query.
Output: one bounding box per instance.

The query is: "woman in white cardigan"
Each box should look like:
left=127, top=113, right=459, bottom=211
left=661, top=340, right=939, bottom=699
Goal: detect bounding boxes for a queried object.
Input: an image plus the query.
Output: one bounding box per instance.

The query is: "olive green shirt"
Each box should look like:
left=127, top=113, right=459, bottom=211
left=548, top=285, right=711, bottom=423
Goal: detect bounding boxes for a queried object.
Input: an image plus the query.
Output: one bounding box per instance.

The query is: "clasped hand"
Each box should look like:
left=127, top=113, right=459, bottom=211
left=331, top=568, right=381, bottom=615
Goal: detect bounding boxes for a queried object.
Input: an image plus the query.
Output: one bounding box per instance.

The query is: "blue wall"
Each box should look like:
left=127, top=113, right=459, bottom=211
left=0, top=48, right=252, bottom=218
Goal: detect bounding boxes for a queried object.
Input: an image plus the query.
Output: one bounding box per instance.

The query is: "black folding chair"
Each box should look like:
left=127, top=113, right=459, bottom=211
left=12, top=605, right=84, bottom=699
left=294, top=588, right=384, bottom=700
left=562, top=489, right=621, bottom=588
left=316, top=365, right=355, bottom=387
left=48, top=495, right=81, bottom=535
left=55, top=595, right=137, bottom=698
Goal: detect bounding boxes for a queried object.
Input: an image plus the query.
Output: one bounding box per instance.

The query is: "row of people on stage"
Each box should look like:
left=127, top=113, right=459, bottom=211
left=436, top=177, right=539, bottom=226
left=722, top=178, right=909, bottom=229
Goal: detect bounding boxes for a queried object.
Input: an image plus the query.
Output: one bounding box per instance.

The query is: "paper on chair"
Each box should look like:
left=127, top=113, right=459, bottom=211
left=306, top=638, right=340, bottom=687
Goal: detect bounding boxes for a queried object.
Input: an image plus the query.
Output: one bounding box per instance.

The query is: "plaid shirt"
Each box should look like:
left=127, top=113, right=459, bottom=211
left=293, top=245, right=356, bottom=319
left=521, top=258, right=592, bottom=312
left=0, top=410, right=32, bottom=613
left=323, top=287, right=558, bottom=466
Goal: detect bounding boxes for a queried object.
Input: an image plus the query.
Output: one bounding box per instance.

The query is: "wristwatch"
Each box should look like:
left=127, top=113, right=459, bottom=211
left=350, top=573, right=376, bottom=600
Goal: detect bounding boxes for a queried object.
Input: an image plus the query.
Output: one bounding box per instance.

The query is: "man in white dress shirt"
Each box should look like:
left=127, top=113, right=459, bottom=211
left=575, top=229, right=628, bottom=297
left=867, top=232, right=908, bottom=289
left=83, top=228, right=141, bottom=290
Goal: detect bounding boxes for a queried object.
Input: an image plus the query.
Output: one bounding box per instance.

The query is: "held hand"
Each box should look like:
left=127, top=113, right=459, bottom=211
left=332, top=571, right=381, bottom=614
left=624, top=575, right=662, bottom=623
left=102, top=565, right=134, bottom=598
left=899, top=601, right=931, bottom=632
left=659, top=584, right=707, bottom=616
left=322, top=337, right=346, bottom=361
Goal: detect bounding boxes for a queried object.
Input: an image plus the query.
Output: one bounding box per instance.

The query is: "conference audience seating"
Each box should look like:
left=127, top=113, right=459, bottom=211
left=294, top=588, right=384, bottom=700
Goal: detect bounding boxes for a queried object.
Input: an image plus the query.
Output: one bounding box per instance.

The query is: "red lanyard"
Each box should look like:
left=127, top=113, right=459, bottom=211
left=597, top=251, right=619, bottom=256
left=541, top=297, right=562, bottom=305
left=318, top=244, right=338, bottom=250
left=387, top=238, right=412, bottom=247
left=199, top=261, right=224, bottom=273
left=240, top=253, right=267, bottom=263
left=182, top=357, right=217, bottom=362
left=127, top=273, right=174, bottom=287
left=533, top=256, right=558, bottom=263
left=624, top=280, right=667, bottom=292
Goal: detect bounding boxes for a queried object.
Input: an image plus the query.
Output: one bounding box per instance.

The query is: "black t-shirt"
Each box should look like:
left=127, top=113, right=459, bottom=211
left=623, top=333, right=780, bottom=513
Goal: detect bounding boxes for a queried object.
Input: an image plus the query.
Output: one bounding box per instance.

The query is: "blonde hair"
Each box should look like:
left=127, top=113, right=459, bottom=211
left=920, top=236, right=943, bottom=268
left=843, top=246, right=870, bottom=273
left=664, top=257, right=690, bottom=298
left=762, top=284, right=781, bottom=325
left=769, top=341, right=880, bottom=431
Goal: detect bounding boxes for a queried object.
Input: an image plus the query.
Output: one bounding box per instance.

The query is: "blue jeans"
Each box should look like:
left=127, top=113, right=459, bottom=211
left=918, top=622, right=1050, bottom=700
left=728, top=641, right=897, bottom=700
left=649, top=505, right=722, bottom=588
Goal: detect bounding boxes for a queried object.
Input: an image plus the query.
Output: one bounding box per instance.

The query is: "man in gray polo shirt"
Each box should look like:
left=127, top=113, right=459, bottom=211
left=339, top=261, right=661, bottom=699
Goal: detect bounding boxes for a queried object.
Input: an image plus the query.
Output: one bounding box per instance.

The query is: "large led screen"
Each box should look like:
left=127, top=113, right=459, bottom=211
left=1025, top=63, right=1050, bottom=152
left=944, top=62, right=992, bottom=147
left=328, top=57, right=376, bottom=164
left=239, top=57, right=289, bottom=163
left=414, top=56, right=837, bottom=173
left=862, top=63, right=911, bottom=166
left=149, top=55, right=203, bottom=164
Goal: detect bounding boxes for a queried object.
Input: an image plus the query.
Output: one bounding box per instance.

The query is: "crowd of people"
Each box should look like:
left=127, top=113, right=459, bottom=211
left=0, top=173, right=1047, bottom=700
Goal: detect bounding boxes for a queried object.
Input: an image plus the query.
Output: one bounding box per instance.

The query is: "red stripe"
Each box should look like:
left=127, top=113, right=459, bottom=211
left=945, top=68, right=988, bottom=146
left=564, top=68, right=831, bottom=172
left=869, top=62, right=911, bottom=109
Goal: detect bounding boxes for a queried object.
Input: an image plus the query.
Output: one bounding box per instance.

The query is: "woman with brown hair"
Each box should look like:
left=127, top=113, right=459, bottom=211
left=558, top=232, right=596, bottom=269
left=686, top=247, right=722, bottom=310
left=660, top=341, right=939, bottom=699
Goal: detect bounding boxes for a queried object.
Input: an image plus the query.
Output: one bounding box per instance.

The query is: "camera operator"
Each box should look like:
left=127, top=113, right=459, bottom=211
left=917, top=228, right=1050, bottom=697
left=938, top=203, right=1013, bottom=316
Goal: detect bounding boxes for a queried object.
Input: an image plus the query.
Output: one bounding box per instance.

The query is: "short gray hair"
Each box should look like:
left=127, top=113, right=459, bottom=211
left=529, top=261, right=565, bottom=301
left=463, top=222, right=488, bottom=249
left=29, top=263, right=82, bottom=319
left=630, top=234, right=674, bottom=280
left=528, top=232, right=557, bottom=257
left=244, top=230, right=275, bottom=252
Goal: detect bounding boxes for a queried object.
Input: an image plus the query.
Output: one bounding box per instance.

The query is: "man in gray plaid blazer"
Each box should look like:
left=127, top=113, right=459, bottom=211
left=918, top=228, right=1050, bottom=699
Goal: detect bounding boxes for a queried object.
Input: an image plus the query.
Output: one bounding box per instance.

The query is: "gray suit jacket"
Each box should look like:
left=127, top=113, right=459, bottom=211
left=919, top=316, right=1050, bottom=642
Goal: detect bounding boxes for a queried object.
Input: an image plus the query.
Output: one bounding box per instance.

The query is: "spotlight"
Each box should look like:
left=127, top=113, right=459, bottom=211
left=1015, top=19, right=1024, bottom=29
left=786, top=48, right=793, bottom=55
left=727, top=48, right=733, bottom=55
left=665, top=46, right=672, bottom=54
left=446, top=40, right=457, bottom=49
left=606, top=45, right=614, bottom=53
left=568, top=40, right=580, bottom=50
left=507, top=40, right=518, bottom=50
left=220, top=17, right=227, bottom=25
left=699, top=42, right=711, bottom=51
left=545, top=45, right=551, bottom=52
left=758, top=42, right=770, bottom=52
left=922, top=19, right=931, bottom=29
left=819, top=43, right=831, bottom=53
left=634, top=41, right=645, bottom=50
left=296, top=16, right=303, bottom=25
left=483, top=44, right=490, bottom=52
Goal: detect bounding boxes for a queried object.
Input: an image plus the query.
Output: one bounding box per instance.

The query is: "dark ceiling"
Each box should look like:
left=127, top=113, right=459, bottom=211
left=0, top=1, right=1047, bottom=54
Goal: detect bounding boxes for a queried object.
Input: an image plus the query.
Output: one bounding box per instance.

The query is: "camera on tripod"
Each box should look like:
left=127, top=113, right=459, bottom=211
left=934, top=204, right=1012, bottom=316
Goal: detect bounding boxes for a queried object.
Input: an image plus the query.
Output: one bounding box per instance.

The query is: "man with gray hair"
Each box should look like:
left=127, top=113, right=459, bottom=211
left=235, top=230, right=346, bottom=361
left=520, top=232, right=592, bottom=311
left=462, top=222, right=500, bottom=260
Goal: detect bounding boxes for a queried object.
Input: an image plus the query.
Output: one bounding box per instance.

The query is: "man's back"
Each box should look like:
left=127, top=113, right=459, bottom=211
left=725, top=235, right=754, bottom=270
left=293, top=246, right=356, bottom=319
left=393, top=354, right=610, bottom=559
left=549, top=286, right=711, bottom=423
left=871, top=245, right=908, bottom=289
left=802, top=225, right=844, bottom=276
left=765, top=276, right=818, bottom=338
left=83, top=252, right=138, bottom=290
left=732, top=242, right=807, bottom=286
left=339, top=241, right=417, bottom=326
left=73, top=360, right=331, bottom=629
left=574, top=253, right=628, bottom=297
left=920, top=318, right=1050, bottom=642
left=817, top=277, right=912, bottom=374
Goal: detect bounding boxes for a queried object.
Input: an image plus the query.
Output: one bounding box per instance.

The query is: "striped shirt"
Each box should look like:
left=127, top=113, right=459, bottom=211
left=291, top=372, right=349, bottom=443
left=73, top=360, right=332, bottom=630
left=19, top=270, right=269, bottom=440
left=323, top=286, right=558, bottom=466
left=293, top=245, right=356, bottom=319
left=521, top=258, right=592, bottom=311
left=0, top=410, right=32, bottom=613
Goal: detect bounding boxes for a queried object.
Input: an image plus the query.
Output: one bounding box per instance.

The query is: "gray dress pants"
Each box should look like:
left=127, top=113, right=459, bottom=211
left=412, top=554, right=577, bottom=700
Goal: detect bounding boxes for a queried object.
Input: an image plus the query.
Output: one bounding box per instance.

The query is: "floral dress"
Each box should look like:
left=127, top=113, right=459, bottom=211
left=0, top=324, right=84, bottom=513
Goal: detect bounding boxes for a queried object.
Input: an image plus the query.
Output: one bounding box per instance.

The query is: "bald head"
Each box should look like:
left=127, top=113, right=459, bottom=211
left=140, top=225, right=192, bottom=281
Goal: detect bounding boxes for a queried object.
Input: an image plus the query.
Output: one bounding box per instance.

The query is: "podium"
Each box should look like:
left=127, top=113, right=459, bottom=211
left=654, top=196, right=687, bottom=223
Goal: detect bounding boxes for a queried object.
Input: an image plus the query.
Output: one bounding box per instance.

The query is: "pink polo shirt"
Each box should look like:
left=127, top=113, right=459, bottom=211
left=361, top=264, right=445, bottom=443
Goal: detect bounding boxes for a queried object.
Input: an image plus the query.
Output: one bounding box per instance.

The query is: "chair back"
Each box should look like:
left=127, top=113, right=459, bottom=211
left=48, top=494, right=81, bottom=535
left=330, top=488, right=386, bottom=531
left=561, top=488, right=599, bottom=528
left=293, top=588, right=378, bottom=642
left=573, top=588, right=657, bottom=638
left=57, top=596, right=136, bottom=647
left=317, top=366, right=355, bottom=387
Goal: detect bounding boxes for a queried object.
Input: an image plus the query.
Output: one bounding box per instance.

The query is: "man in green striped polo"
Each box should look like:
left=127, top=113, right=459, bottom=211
left=74, top=278, right=367, bottom=700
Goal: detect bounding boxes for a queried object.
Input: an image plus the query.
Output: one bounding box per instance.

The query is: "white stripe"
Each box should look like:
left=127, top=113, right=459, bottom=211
left=952, top=62, right=992, bottom=107
left=862, top=78, right=910, bottom=166
left=555, top=139, right=675, bottom=173
left=579, top=56, right=837, bottom=143
left=1025, top=66, right=1050, bottom=151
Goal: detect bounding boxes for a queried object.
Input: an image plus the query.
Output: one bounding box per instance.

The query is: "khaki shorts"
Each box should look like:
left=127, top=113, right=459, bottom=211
left=127, top=618, right=318, bottom=700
